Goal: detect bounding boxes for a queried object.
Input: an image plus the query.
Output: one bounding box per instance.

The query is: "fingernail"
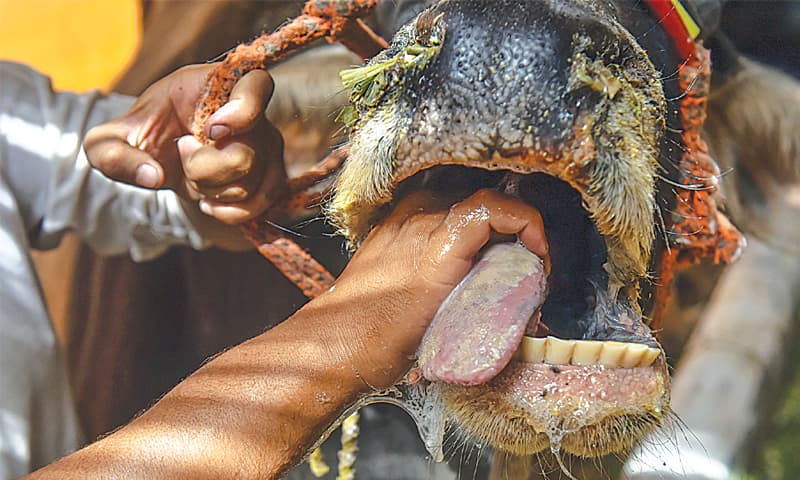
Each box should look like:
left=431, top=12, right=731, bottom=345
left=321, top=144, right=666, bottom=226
left=209, top=125, right=231, bottom=141
left=135, top=164, right=159, bottom=188
left=199, top=200, right=213, bottom=216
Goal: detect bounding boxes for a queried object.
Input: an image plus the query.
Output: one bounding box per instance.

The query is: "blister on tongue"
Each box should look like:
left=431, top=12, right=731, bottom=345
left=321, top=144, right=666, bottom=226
left=417, top=242, right=548, bottom=385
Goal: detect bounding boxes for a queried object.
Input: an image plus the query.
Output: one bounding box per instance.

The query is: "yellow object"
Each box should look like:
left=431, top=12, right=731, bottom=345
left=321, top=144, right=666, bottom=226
left=337, top=411, right=361, bottom=480
left=671, top=0, right=701, bottom=40
left=0, top=0, right=142, bottom=92
left=308, top=447, right=331, bottom=478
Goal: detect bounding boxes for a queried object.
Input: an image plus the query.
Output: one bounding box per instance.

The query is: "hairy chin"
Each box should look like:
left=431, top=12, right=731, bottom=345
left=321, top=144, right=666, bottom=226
left=439, top=360, right=669, bottom=457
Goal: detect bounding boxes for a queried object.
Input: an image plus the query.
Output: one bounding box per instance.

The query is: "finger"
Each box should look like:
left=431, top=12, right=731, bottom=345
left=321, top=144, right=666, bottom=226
left=205, top=70, right=274, bottom=141
left=444, top=189, right=548, bottom=257
left=189, top=183, right=251, bottom=203
left=423, top=190, right=547, bottom=285
left=470, top=189, right=548, bottom=256
left=198, top=189, right=269, bottom=225
left=384, top=189, right=461, bottom=225
left=384, top=190, right=439, bottom=224
left=197, top=158, right=286, bottom=225
left=84, top=123, right=165, bottom=188
left=179, top=135, right=258, bottom=188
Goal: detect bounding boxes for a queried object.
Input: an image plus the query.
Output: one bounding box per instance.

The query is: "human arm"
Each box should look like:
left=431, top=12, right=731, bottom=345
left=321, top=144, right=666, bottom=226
left=0, top=61, right=280, bottom=259
left=23, top=189, right=547, bottom=479
left=84, top=63, right=286, bottom=228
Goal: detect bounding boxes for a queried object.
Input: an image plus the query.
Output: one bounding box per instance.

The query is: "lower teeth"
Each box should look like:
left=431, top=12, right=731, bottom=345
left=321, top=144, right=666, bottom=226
left=514, top=336, right=660, bottom=368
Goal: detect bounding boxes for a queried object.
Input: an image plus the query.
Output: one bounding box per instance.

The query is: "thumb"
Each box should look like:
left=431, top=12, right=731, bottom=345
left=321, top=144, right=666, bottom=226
left=84, top=123, right=165, bottom=189
left=205, top=69, right=274, bottom=141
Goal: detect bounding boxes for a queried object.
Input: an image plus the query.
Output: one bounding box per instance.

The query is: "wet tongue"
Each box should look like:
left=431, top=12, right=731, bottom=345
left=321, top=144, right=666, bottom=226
left=418, top=242, right=548, bottom=385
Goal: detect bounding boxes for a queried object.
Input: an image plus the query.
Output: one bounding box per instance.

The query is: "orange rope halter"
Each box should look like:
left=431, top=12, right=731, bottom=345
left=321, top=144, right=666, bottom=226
left=190, top=0, right=383, bottom=299
left=190, top=0, right=743, bottom=311
left=651, top=44, right=745, bottom=330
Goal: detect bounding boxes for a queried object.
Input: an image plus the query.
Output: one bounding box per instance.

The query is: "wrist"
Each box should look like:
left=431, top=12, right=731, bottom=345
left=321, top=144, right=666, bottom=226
left=313, top=281, right=430, bottom=391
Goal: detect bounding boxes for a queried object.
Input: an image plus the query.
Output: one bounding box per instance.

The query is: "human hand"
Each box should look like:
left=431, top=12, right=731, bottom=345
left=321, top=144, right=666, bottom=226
left=320, top=189, right=548, bottom=390
left=84, top=64, right=286, bottom=224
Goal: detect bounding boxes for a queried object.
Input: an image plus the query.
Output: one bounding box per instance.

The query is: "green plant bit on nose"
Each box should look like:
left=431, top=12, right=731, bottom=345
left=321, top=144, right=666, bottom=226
left=339, top=41, right=441, bottom=106
left=338, top=14, right=446, bottom=127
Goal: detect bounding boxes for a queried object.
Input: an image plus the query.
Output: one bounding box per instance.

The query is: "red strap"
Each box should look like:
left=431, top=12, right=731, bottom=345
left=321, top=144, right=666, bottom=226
left=644, top=0, right=700, bottom=60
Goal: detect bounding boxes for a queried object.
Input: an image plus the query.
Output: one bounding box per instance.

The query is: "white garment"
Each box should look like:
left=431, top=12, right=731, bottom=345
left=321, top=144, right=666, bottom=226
left=0, top=62, right=210, bottom=478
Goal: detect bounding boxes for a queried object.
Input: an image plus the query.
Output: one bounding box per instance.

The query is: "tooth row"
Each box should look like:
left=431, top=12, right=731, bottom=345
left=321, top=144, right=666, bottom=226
left=516, top=336, right=660, bottom=368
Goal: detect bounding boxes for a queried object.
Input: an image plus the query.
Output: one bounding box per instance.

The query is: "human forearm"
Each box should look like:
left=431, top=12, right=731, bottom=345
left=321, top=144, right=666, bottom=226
left=25, top=296, right=371, bottom=480
left=24, top=190, right=547, bottom=479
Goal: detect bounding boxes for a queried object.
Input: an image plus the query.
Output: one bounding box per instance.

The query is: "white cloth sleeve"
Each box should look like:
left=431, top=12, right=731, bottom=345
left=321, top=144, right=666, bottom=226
left=0, top=61, right=213, bottom=476
left=0, top=61, right=210, bottom=261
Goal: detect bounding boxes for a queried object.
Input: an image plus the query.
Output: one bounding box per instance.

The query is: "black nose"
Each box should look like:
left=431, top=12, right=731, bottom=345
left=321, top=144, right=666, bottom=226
left=402, top=0, right=640, bottom=154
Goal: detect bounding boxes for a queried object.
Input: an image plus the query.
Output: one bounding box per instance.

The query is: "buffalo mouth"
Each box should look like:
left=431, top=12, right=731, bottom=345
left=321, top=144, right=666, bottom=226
left=390, top=165, right=669, bottom=458
left=327, top=0, right=671, bottom=459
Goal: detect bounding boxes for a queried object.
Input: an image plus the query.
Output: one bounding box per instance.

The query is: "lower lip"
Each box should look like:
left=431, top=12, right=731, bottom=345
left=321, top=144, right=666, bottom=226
left=487, top=361, right=668, bottom=413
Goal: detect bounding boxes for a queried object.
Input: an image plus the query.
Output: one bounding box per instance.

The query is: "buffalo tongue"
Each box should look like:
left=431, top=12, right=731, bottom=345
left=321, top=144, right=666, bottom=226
left=417, top=242, right=548, bottom=385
